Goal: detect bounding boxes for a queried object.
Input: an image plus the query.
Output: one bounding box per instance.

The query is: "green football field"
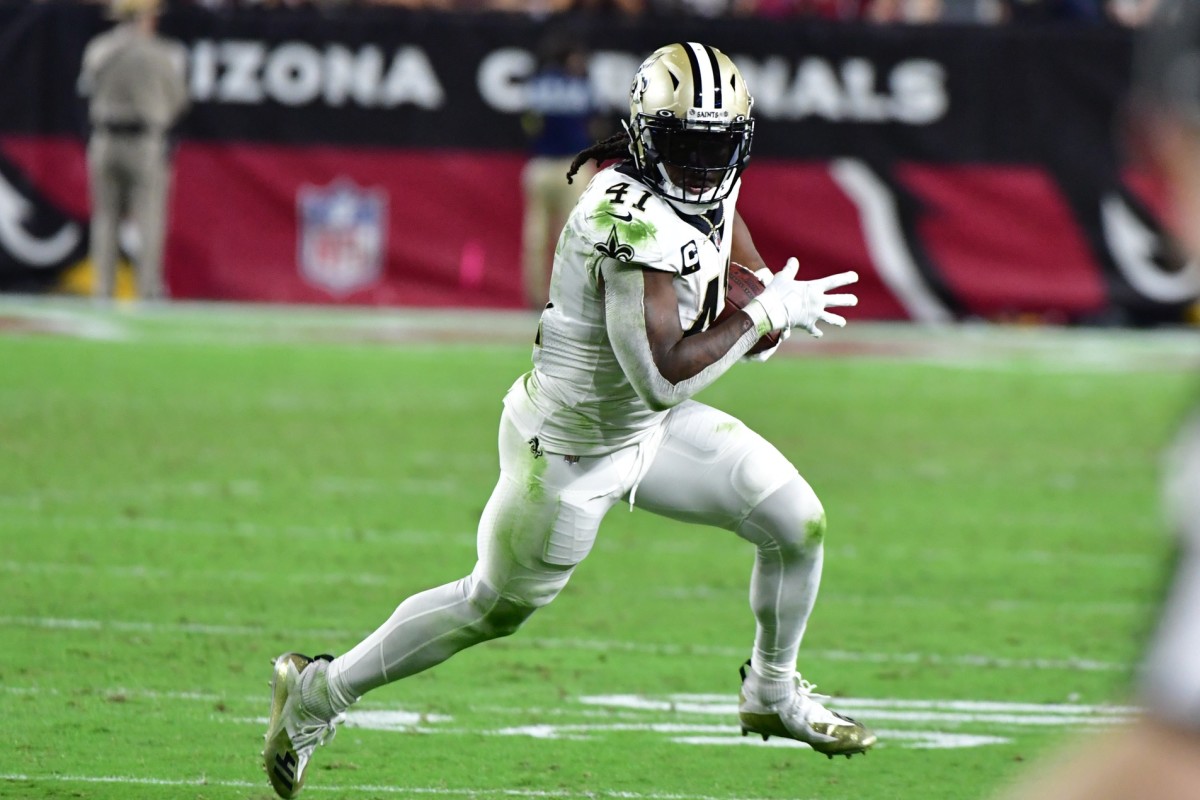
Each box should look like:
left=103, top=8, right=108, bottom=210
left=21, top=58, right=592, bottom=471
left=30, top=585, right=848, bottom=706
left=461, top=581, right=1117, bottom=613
left=2, top=298, right=1198, bottom=800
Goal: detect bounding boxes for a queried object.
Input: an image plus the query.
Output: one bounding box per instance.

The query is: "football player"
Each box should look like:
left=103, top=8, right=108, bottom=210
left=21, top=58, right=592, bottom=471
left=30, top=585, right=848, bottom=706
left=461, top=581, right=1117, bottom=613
left=261, top=42, right=870, bottom=799
left=991, top=2, right=1200, bottom=799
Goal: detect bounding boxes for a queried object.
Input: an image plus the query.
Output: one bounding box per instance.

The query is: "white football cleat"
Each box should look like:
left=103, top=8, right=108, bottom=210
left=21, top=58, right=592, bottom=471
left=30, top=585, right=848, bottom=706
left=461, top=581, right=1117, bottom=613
left=737, top=660, right=877, bottom=758
left=262, top=652, right=343, bottom=798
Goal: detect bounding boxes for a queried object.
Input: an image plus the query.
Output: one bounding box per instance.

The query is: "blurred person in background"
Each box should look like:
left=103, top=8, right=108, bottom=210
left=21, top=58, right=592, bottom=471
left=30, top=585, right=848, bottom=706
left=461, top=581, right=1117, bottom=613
left=1105, top=0, right=1158, bottom=26
left=519, top=33, right=600, bottom=309
left=80, top=0, right=188, bottom=300
left=863, top=0, right=944, bottom=22
left=259, top=42, right=871, bottom=800
left=728, top=0, right=864, bottom=19
left=991, top=1, right=1200, bottom=798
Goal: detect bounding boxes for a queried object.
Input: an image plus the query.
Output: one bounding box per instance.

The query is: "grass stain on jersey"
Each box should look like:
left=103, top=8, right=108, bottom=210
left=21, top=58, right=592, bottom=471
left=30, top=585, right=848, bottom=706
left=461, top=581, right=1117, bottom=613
left=806, top=513, right=827, bottom=545
left=594, top=201, right=657, bottom=247
left=524, top=449, right=549, bottom=501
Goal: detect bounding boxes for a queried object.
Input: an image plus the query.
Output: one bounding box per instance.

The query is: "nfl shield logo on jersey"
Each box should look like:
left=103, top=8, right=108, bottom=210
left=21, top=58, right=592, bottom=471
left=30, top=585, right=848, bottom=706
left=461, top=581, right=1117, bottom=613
left=297, top=180, right=388, bottom=296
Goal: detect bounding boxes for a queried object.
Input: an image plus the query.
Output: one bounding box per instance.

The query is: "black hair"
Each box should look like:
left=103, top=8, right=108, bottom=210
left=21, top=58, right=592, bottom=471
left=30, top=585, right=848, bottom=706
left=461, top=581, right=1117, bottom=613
left=566, top=130, right=632, bottom=184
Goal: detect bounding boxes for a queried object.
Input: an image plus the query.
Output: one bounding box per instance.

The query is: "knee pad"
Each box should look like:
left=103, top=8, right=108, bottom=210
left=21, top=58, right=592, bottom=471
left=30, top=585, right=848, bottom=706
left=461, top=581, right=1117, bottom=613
left=729, top=442, right=800, bottom=516
left=739, top=476, right=826, bottom=554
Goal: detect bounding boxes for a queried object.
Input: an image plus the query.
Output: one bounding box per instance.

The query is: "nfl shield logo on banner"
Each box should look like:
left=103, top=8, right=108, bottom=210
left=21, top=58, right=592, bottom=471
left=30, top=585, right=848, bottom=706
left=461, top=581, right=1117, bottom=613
left=297, top=180, right=387, bottom=296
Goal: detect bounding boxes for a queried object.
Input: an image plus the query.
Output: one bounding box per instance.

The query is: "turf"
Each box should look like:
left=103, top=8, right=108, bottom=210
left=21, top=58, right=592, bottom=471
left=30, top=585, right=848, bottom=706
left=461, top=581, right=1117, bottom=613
left=1, top=300, right=1197, bottom=800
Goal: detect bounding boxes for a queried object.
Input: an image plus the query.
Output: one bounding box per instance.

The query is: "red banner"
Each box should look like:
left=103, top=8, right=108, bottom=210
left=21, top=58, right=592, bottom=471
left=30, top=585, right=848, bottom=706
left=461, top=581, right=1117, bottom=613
left=0, top=4, right=1195, bottom=323
left=2, top=135, right=1160, bottom=321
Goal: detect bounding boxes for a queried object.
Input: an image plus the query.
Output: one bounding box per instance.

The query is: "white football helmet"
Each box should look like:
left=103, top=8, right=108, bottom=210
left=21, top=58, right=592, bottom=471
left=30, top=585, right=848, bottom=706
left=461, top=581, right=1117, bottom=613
left=626, top=43, right=754, bottom=206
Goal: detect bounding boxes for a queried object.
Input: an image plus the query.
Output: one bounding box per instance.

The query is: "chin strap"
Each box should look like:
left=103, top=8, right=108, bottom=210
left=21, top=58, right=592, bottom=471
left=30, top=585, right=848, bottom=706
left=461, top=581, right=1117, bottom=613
left=664, top=193, right=721, bottom=215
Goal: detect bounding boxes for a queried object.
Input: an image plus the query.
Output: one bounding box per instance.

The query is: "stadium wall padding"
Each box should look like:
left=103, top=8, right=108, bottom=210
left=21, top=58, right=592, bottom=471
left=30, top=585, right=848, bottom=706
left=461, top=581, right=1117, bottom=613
left=1, top=2, right=1197, bottom=322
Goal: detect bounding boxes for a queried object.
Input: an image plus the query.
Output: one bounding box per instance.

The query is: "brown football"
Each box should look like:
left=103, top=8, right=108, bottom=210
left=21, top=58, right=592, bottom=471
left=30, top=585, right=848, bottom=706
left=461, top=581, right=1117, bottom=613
left=715, top=262, right=782, bottom=356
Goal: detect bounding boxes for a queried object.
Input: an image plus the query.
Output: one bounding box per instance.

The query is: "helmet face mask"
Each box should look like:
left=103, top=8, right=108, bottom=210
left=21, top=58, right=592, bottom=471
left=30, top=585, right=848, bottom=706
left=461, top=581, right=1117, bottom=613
left=627, top=43, right=755, bottom=206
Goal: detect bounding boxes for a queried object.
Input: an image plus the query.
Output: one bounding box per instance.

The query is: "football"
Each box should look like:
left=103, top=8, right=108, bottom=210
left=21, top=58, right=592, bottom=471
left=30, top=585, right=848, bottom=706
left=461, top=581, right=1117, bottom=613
left=715, top=262, right=782, bottom=356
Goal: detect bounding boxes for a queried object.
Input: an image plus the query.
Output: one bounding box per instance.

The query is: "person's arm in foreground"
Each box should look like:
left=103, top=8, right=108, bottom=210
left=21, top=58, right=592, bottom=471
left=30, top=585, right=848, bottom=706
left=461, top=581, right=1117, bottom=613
left=993, top=532, right=1200, bottom=800
left=992, top=717, right=1200, bottom=800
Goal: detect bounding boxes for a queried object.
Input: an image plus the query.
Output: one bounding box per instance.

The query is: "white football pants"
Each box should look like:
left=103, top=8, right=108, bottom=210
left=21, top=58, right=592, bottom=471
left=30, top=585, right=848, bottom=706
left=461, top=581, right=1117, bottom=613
left=326, top=400, right=826, bottom=702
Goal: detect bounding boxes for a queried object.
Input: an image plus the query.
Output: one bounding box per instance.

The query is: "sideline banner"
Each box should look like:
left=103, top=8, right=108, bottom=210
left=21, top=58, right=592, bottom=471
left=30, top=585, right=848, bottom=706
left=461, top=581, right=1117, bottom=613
left=0, top=3, right=1196, bottom=322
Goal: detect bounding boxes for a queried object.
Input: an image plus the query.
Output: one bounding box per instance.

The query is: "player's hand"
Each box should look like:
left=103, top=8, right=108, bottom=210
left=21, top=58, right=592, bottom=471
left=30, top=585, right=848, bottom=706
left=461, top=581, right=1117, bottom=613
left=745, top=327, right=791, bottom=362
left=747, top=258, right=859, bottom=338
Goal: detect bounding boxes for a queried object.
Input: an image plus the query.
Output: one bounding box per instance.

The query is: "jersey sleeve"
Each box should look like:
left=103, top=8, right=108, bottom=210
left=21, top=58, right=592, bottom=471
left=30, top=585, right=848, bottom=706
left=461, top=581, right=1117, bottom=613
left=571, top=168, right=671, bottom=273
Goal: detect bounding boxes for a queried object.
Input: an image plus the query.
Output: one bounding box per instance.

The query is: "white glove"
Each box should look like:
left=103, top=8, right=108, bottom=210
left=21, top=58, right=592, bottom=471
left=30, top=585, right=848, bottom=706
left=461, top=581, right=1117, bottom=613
left=744, top=267, right=790, bottom=362
left=744, top=327, right=791, bottom=362
left=743, top=258, right=859, bottom=339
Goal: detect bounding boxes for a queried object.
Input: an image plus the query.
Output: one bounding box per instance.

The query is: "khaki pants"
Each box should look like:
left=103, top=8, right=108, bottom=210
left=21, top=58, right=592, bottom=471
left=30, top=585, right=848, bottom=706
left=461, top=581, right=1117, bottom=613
left=521, top=155, right=592, bottom=310
left=87, top=133, right=172, bottom=300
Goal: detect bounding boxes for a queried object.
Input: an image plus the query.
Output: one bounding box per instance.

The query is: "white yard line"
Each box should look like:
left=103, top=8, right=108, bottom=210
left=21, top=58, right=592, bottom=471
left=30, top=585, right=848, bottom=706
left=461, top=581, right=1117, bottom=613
left=3, top=297, right=1197, bottom=372
left=1, top=685, right=1138, bottom=718
left=0, top=476, right=461, bottom=508
left=3, top=684, right=1134, bottom=753
left=0, top=773, right=807, bottom=800
left=0, top=615, right=1129, bottom=672
left=516, top=636, right=1127, bottom=672
left=0, top=508, right=1158, bottom=569
left=0, top=560, right=1150, bottom=613
left=0, top=615, right=351, bottom=639
left=0, top=516, right=466, bottom=546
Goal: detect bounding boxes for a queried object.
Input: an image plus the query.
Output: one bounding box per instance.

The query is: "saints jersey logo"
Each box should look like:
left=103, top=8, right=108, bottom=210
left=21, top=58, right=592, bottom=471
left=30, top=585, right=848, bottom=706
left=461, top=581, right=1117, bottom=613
left=595, top=226, right=635, bottom=262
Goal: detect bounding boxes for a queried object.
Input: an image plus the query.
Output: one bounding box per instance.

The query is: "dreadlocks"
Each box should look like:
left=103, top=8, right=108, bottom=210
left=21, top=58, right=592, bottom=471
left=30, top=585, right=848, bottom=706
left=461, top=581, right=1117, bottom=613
left=566, top=130, right=632, bottom=184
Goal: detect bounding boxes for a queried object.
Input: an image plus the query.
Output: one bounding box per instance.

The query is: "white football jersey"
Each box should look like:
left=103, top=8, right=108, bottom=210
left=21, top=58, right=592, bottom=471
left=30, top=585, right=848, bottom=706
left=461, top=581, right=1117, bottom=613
left=504, top=163, right=740, bottom=456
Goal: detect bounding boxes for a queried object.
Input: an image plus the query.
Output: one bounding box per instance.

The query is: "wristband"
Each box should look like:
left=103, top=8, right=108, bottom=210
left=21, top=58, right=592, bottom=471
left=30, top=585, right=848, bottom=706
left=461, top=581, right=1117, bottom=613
left=744, top=291, right=788, bottom=334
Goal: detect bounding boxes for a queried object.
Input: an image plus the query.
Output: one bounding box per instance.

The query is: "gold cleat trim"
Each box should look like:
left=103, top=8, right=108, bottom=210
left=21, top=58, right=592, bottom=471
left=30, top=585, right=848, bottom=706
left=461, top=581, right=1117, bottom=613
left=262, top=652, right=315, bottom=799
left=737, top=686, right=877, bottom=757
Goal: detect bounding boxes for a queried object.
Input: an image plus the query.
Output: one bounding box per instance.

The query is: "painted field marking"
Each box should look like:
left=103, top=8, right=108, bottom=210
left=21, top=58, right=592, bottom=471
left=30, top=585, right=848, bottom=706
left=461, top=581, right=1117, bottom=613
left=0, top=515, right=466, bottom=546
left=0, top=559, right=1151, bottom=614
left=3, top=683, right=1137, bottom=722
left=5, top=679, right=1132, bottom=753
left=0, top=615, right=351, bottom=639
left=0, top=615, right=1131, bottom=672
left=0, top=475, right=462, bottom=508
left=0, top=506, right=1160, bottom=569
left=513, top=636, right=1129, bottom=672
left=226, top=693, right=1134, bottom=751
left=0, top=774, right=792, bottom=800
left=1, top=684, right=446, bottom=712
left=3, top=297, right=1197, bottom=372
left=477, top=694, right=1133, bottom=750
left=486, top=723, right=1008, bottom=751
left=0, top=500, right=1159, bottom=572
left=578, top=694, right=1140, bottom=717
left=0, top=559, right=405, bottom=588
